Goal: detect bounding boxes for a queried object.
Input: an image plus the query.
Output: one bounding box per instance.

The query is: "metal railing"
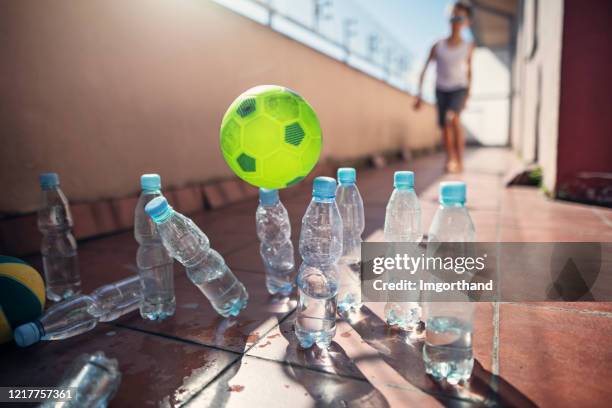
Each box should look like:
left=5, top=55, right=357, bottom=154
left=213, top=0, right=413, bottom=92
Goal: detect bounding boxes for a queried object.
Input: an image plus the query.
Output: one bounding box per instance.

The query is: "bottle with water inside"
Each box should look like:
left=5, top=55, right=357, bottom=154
left=256, top=188, right=295, bottom=296
left=335, top=168, right=364, bottom=313
left=134, top=174, right=175, bottom=320
left=294, top=177, right=343, bottom=349
left=145, top=196, right=248, bottom=317
left=38, top=173, right=81, bottom=301
left=383, top=171, right=422, bottom=330
left=423, top=181, right=475, bottom=384
left=40, top=351, right=121, bottom=408
left=13, top=275, right=142, bottom=347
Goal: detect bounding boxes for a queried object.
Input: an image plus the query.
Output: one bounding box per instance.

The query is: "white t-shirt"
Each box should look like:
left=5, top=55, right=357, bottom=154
left=434, top=39, right=471, bottom=91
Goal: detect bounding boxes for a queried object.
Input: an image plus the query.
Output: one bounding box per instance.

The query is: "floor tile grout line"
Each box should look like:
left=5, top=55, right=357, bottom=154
left=244, top=352, right=369, bottom=383
left=491, top=173, right=504, bottom=376
left=178, top=309, right=301, bottom=407
left=504, top=302, right=612, bottom=318
left=178, top=353, right=244, bottom=408
left=222, top=238, right=259, bottom=257
left=591, top=207, right=612, bottom=228
left=240, top=307, right=298, bottom=355
left=111, top=322, right=244, bottom=356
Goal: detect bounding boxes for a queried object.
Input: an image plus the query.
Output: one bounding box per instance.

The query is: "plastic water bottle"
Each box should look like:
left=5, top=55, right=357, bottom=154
left=13, top=275, right=142, bottom=347
left=383, top=171, right=422, bottom=330
left=134, top=174, right=175, bottom=320
left=40, top=351, right=121, bottom=408
left=145, top=196, right=248, bottom=317
left=38, top=173, right=81, bottom=301
left=423, top=181, right=475, bottom=384
left=294, top=177, right=343, bottom=349
left=335, top=168, right=364, bottom=313
left=256, top=188, right=295, bottom=296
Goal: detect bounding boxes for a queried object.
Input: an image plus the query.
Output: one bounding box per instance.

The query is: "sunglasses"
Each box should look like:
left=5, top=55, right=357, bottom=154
left=450, top=16, right=466, bottom=23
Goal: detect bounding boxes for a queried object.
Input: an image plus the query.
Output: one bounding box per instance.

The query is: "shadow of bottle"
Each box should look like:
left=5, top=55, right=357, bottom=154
left=347, top=305, right=537, bottom=407
left=279, top=312, right=390, bottom=408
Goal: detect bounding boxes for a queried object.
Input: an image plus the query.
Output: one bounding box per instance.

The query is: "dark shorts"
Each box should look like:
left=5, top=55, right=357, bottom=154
left=436, top=88, right=467, bottom=127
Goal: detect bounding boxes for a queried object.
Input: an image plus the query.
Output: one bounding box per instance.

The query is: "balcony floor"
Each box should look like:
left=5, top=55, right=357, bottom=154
left=1, top=148, right=611, bottom=407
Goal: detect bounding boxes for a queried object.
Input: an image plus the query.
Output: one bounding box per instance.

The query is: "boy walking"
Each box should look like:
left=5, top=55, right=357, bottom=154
left=414, top=2, right=474, bottom=173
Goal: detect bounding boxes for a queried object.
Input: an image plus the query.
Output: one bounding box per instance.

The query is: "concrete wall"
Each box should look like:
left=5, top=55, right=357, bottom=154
left=510, top=0, right=564, bottom=192
left=0, top=0, right=439, bottom=214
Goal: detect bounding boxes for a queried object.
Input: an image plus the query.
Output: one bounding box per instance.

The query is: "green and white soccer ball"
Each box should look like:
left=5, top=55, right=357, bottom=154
left=219, top=85, right=322, bottom=189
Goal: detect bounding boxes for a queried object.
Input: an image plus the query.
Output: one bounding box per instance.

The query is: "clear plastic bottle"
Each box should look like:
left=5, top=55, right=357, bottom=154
left=13, top=275, right=142, bottom=347
left=383, top=171, right=423, bottom=330
left=295, top=177, right=343, bottom=349
left=145, top=196, right=248, bottom=318
left=256, top=188, right=295, bottom=296
left=40, top=351, right=121, bottom=408
left=423, top=181, right=475, bottom=384
left=335, top=168, right=365, bottom=313
left=134, top=174, right=175, bottom=320
left=38, top=173, right=81, bottom=301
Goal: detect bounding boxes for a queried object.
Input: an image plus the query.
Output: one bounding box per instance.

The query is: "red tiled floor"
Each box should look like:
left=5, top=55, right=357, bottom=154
left=0, top=325, right=239, bottom=407
left=499, top=303, right=612, bottom=408
left=4, top=147, right=612, bottom=407
left=185, top=352, right=447, bottom=408
left=116, top=270, right=296, bottom=353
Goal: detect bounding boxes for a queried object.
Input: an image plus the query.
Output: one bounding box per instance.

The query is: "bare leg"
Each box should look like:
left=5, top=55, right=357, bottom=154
left=442, top=125, right=455, bottom=172
left=450, top=112, right=464, bottom=172
left=444, top=113, right=459, bottom=173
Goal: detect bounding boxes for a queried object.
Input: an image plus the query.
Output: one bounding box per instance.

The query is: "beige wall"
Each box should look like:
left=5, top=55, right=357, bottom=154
left=0, top=0, right=439, bottom=214
left=511, top=0, right=564, bottom=192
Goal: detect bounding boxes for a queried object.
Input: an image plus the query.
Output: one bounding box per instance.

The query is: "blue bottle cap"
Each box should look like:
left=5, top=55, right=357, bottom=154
left=313, top=176, right=337, bottom=199
left=394, top=171, right=414, bottom=190
left=145, top=196, right=173, bottom=223
left=14, top=322, right=42, bottom=347
left=259, top=188, right=279, bottom=206
left=39, top=173, right=59, bottom=188
left=141, top=174, right=161, bottom=191
left=439, top=181, right=466, bottom=205
left=337, top=168, right=356, bottom=185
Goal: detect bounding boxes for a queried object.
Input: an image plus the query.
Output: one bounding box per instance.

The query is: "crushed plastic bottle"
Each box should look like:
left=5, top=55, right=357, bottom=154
left=40, top=351, right=121, bottom=408
left=145, top=196, right=248, bottom=318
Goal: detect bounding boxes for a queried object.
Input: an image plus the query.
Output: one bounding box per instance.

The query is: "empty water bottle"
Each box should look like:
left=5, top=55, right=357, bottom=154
left=423, top=181, right=475, bottom=384
left=256, top=188, right=295, bottom=296
left=13, top=275, right=142, bottom=347
left=384, top=171, right=423, bottom=330
left=335, top=168, right=364, bottom=313
left=134, top=174, right=175, bottom=320
left=40, top=351, right=121, bottom=408
left=38, top=173, right=81, bottom=301
left=295, top=177, right=343, bottom=349
left=145, top=197, right=248, bottom=317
